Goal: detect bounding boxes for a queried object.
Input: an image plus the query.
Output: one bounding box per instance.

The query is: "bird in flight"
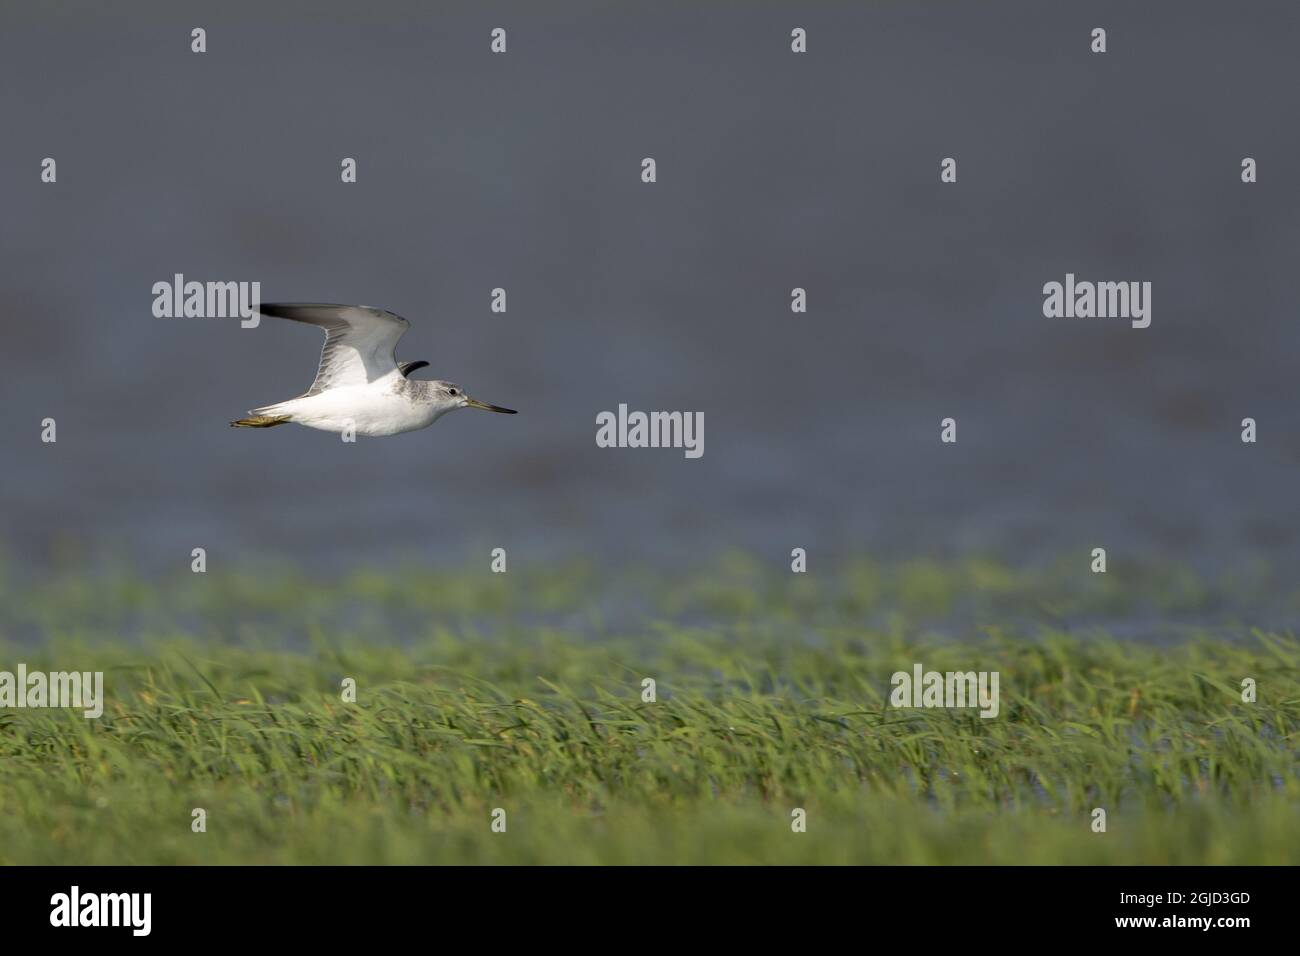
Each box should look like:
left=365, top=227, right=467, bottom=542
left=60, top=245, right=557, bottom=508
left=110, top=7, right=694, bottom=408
left=230, top=303, right=516, bottom=436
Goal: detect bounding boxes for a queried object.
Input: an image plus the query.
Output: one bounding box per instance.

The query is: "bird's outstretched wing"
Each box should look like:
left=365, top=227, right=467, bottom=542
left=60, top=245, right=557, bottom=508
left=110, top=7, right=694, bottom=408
left=257, top=303, right=410, bottom=396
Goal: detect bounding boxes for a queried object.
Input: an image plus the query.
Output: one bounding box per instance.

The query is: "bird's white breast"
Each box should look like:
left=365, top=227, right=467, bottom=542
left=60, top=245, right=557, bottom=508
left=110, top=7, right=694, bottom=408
left=280, top=379, right=441, bottom=436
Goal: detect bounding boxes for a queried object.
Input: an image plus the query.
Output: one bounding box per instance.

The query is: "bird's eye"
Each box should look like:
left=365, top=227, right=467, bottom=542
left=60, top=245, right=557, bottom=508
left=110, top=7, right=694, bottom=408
left=447, top=388, right=458, bottom=396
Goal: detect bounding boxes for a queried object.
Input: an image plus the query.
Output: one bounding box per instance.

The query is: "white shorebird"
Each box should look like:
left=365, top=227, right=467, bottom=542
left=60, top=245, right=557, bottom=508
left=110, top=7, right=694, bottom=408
left=230, top=303, right=516, bottom=436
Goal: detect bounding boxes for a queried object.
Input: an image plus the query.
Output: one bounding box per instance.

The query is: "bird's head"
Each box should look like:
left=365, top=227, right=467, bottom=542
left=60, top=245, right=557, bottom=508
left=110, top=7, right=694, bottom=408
left=431, top=380, right=517, bottom=415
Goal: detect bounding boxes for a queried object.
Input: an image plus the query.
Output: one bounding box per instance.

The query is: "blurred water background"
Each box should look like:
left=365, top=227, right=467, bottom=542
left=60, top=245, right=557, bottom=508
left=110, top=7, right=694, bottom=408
left=4, top=1, right=1300, bottom=602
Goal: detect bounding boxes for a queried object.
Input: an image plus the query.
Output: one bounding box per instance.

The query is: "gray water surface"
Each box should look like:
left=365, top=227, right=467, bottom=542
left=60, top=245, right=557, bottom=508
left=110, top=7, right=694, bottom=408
left=4, top=1, right=1300, bottom=582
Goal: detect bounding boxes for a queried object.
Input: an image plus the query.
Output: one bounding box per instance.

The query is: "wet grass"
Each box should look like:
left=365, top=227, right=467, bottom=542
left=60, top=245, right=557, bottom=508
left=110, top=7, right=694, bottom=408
left=0, top=556, right=1297, bottom=864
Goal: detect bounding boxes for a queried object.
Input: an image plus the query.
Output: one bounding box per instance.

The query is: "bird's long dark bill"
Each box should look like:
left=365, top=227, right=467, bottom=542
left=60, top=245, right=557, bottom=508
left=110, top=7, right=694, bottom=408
left=465, top=397, right=517, bottom=414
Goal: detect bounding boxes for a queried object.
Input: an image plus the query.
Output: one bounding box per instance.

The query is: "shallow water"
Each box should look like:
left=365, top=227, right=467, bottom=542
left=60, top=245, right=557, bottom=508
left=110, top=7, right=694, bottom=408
left=4, top=2, right=1300, bottom=586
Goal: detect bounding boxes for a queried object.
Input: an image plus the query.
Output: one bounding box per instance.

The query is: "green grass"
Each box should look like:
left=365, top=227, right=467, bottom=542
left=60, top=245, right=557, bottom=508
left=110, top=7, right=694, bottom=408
left=0, top=555, right=1297, bottom=864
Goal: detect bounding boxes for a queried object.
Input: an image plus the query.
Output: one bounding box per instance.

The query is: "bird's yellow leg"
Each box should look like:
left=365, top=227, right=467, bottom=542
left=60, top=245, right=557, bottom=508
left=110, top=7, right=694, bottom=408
left=229, top=415, right=292, bottom=428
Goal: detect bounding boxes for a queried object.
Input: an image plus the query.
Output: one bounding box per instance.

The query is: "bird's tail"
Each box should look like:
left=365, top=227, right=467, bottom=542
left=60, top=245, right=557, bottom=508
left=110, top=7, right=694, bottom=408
left=230, top=414, right=292, bottom=428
